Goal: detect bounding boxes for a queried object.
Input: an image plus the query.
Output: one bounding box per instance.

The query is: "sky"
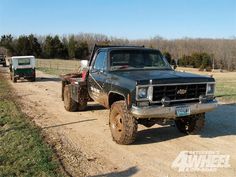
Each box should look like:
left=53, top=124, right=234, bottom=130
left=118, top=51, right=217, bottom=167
left=0, top=0, right=235, bottom=39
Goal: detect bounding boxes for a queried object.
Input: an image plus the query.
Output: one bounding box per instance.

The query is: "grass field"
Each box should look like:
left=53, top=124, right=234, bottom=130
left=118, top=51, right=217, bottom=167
left=36, top=59, right=236, bottom=103
left=177, top=67, right=236, bottom=103
left=36, top=59, right=81, bottom=75
left=0, top=73, right=63, bottom=176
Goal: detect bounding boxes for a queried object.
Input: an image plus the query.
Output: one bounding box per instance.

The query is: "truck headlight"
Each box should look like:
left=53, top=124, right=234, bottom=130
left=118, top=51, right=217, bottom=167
left=138, top=87, right=148, bottom=99
left=206, top=83, right=215, bottom=95
left=136, top=86, right=153, bottom=101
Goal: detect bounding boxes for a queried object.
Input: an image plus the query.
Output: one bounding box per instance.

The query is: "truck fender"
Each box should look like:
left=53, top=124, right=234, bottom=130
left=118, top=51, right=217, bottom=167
left=108, top=91, right=126, bottom=108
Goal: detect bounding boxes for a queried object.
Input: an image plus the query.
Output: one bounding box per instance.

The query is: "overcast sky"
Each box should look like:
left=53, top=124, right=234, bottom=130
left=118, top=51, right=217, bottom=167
left=0, top=0, right=235, bottom=39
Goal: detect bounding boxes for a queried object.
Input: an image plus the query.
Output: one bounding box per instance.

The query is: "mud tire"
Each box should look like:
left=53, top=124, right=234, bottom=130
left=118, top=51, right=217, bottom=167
left=109, top=101, right=137, bottom=144
left=63, top=85, right=78, bottom=112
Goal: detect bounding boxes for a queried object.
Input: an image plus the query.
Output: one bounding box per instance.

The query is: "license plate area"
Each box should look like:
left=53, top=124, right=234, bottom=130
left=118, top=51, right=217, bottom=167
left=176, top=106, right=190, bottom=117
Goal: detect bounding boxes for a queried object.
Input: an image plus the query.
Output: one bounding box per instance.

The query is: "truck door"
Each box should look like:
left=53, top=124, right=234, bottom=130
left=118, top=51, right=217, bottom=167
left=87, top=51, right=109, bottom=107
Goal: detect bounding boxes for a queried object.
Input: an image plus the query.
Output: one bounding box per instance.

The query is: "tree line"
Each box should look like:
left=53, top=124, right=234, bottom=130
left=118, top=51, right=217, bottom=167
left=0, top=34, right=89, bottom=60
left=0, top=33, right=235, bottom=71
left=163, top=51, right=213, bottom=71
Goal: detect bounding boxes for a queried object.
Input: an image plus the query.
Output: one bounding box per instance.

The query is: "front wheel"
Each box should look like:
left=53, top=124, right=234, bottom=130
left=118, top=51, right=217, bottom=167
left=175, top=113, right=205, bottom=134
left=109, top=101, right=137, bottom=145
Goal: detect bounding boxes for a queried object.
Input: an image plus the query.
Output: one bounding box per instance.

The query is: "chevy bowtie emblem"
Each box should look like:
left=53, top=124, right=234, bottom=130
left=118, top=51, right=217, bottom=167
left=177, top=89, right=187, bottom=95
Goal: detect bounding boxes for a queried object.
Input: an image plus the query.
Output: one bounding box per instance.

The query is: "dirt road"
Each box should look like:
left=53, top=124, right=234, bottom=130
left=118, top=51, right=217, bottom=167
left=2, top=67, right=236, bottom=177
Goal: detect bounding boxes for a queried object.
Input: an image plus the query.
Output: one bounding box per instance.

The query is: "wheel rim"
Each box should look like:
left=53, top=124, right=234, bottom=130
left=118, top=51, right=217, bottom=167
left=64, top=90, right=69, bottom=108
left=110, top=113, right=124, bottom=140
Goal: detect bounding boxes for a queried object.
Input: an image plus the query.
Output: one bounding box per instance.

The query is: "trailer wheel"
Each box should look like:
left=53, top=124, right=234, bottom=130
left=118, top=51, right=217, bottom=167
left=109, top=101, right=137, bottom=144
left=64, top=85, right=78, bottom=112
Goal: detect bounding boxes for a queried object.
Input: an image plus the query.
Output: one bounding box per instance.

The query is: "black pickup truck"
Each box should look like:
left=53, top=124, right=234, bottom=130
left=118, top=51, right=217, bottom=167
left=61, top=45, right=218, bottom=144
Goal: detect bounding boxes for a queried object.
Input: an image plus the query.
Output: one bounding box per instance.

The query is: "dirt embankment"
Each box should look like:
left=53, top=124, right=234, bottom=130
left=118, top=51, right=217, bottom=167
left=1, top=67, right=236, bottom=177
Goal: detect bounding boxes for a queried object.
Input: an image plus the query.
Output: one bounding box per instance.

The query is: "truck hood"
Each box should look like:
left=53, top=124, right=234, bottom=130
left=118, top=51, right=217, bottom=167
left=111, top=69, right=215, bottom=85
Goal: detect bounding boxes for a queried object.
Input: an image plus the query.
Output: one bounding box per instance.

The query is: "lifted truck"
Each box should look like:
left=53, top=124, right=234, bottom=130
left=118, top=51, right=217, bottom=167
left=61, top=45, right=218, bottom=145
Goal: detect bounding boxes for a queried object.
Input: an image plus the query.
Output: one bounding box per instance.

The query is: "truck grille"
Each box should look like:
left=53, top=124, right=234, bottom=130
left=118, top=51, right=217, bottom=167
left=152, top=83, right=207, bottom=102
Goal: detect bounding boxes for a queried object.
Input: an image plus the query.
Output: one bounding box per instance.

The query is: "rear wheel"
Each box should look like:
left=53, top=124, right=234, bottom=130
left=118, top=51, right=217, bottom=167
left=175, top=113, right=205, bottom=134
left=78, top=101, right=87, bottom=111
left=13, top=76, right=17, bottom=83
left=11, top=71, right=17, bottom=83
left=109, top=101, right=137, bottom=144
left=29, top=77, right=36, bottom=82
left=63, top=85, right=78, bottom=112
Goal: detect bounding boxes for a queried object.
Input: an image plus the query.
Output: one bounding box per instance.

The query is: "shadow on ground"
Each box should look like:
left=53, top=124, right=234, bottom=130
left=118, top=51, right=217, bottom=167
left=0, top=119, right=97, bottom=135
left=200, top=103, right=236, bottom=138
left=8, top=77, right=61, bottom=83
left=42, top=118, right=97, bottom=129
left=89, top=166, right=138, bottom=177
left=133, top=103, right=236, bottom=145
left=85, top=104, right=106, bottom=111
left=134, top=125, right=185, bottom=145
left=36, top=77, right=61, bottom=82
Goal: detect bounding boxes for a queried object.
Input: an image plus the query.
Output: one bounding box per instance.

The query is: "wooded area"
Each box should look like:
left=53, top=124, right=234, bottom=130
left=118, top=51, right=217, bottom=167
left=0, top=33, right=235, bottom=71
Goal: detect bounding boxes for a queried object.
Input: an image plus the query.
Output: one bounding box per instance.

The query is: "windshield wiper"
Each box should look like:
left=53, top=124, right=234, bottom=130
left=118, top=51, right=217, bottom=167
left=143, top=66, right=172, bottom=70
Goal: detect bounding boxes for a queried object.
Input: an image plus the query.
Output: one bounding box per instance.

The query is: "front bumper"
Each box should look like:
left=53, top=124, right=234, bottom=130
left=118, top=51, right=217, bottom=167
left=131, top=100, right=218, bottom=119
left=14, top=74, right=35, bottom=79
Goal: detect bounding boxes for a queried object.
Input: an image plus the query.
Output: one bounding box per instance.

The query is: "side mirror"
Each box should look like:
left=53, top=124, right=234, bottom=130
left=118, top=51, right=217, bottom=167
left=173, top=64, right=177, bottom=70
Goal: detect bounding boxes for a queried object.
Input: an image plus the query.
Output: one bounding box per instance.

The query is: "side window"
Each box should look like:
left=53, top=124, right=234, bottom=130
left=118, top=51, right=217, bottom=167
left=93, top=52, right=107, bottom=70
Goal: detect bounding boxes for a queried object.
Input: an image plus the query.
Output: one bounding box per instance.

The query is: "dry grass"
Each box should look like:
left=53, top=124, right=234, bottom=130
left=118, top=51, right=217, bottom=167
left=36, top=59, right=81, bottom=75
left=177, top=67, right=236, bottom=103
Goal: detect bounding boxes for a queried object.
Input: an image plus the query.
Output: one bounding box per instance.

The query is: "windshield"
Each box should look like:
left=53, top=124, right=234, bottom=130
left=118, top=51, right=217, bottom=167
left=18, top=58, right=31, bottom=65
left=110, top=50, right=171, bottom=70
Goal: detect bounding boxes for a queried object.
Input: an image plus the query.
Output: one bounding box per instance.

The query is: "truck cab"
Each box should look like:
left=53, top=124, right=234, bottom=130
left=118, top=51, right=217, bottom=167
left=61, top=45, right=218, bottom=144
